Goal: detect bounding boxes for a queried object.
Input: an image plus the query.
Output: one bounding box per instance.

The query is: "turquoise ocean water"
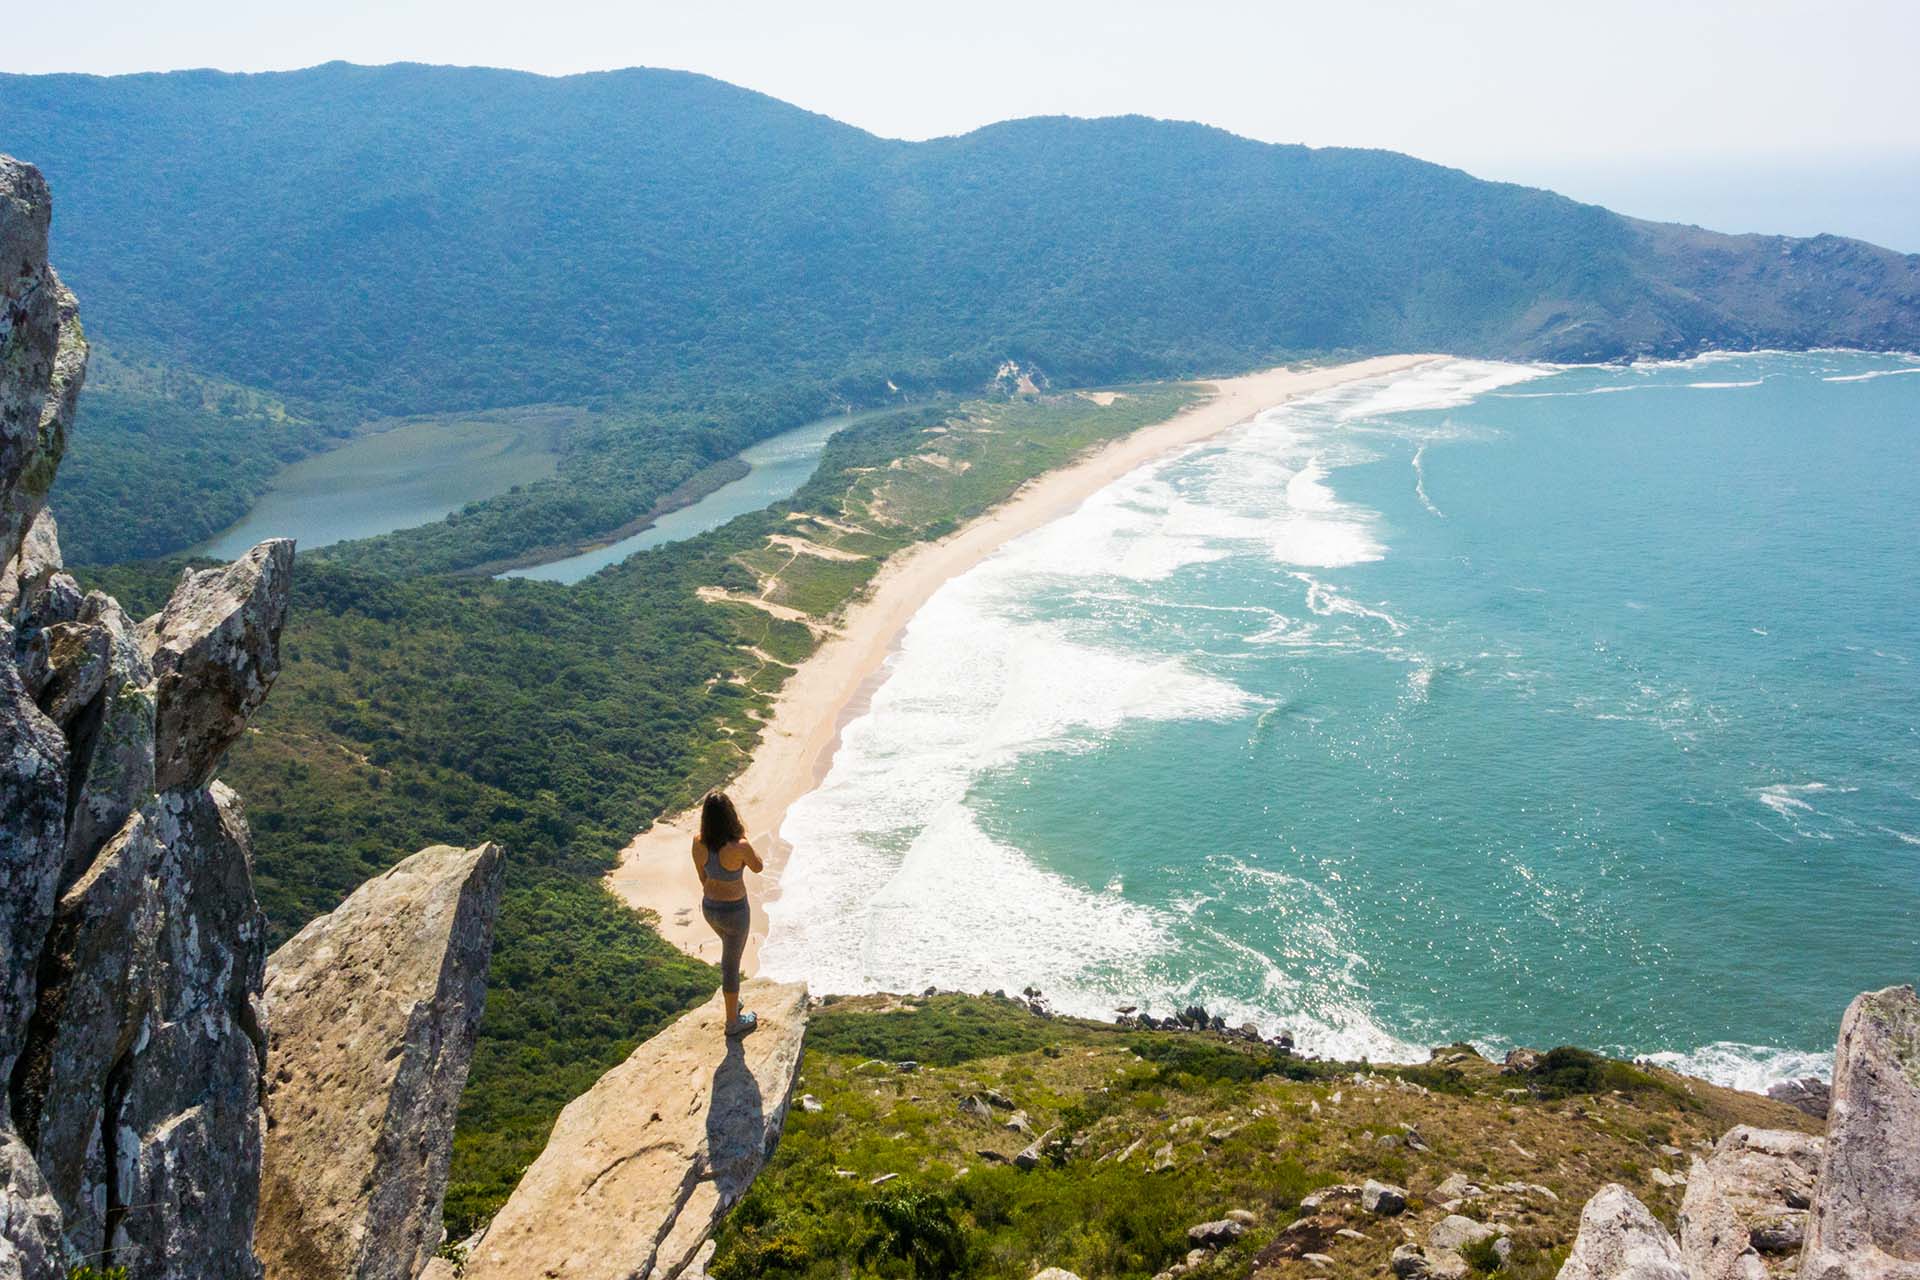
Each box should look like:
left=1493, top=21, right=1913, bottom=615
left=761, top=352, right=1920, bottom=1088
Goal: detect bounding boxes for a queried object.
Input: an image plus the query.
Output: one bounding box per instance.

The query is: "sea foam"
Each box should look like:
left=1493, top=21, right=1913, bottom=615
left=765, top=358, right=1544, bottom=1046
left=1638, top=1042, right=1833, bottom=1093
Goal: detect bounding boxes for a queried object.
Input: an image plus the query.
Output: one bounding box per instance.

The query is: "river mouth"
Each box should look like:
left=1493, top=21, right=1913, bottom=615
left=190, top=406, right=572, bottom=559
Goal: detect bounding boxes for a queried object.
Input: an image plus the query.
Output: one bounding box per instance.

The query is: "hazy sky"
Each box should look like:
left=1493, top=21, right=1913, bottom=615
left=10, top=0, right=1919, bottom=249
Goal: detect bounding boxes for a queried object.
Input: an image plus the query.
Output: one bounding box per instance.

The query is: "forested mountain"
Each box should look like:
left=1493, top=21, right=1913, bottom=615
left=6, top=61, right=1918, bottom=421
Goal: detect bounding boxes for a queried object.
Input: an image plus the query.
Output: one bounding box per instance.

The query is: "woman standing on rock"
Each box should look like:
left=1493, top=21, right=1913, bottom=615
left=693, top=791, right=762, bottom=1037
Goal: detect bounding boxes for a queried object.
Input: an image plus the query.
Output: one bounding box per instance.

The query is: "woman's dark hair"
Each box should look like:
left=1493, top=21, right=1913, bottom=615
left=700, top=791, right=745, bottom=852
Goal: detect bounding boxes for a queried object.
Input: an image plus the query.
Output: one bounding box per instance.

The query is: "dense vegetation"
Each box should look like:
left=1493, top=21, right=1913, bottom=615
left=708, top=994, right=1814, bottom=1280
left=79, top=387, right=1193, bottom=1232
left=11, top=62, right=1915, bottom=423
left=12, top=62, right=1916, bottom=563
left=50, top=352, right=343, bottom=564
left=315, top=381, right=855, bottom=576
left=88, top=532, right=763, bottom=1234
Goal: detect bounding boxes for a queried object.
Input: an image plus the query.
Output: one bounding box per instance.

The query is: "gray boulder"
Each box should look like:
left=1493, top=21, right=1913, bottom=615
left=58, top=593, right=156, bottom=879
left=1391, top=1243, right=1434, bottom=1278
left=9, top=805, right=164, bottom=1260
left=257, top=842, right=505, bottom=1280
left=462, top=981, right=809, bottom=1280
left=0, top=659, right=65, bottom=1083
left=18, top=618, right=109, bottom=727
left=1430, top=1214, right=1496, bottom=1253
left=1363, top=1178, right=1408, bottom=1215
left=0, top=511, right=62, bottom=624
left=1801, top=985, right=1920, bottom=1280
left=1677, top=1126, right=1821, bottom=1280
left=106, top=784, right=270, bottom=1280
left=144, top=538, right=294, bottom=791
left=1765, top=1077, right=1831, bottom=1121
left=1186, top=1218, right=1246, bottom=1248
left=1555, top=1184, right=1687, bottom=1280
left=1503, top=1047, right=1543, bottom=1074
left=0, top=157, right=88, bottom=571
left=0, top=153, right=308, bottom=1280
left=0, top=1127, right=62, bottom=1280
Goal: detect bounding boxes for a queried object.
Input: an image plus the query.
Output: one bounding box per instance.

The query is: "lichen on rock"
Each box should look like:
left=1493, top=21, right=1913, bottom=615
left=257, top=841, right=505, bottom=1280
left=0, top=151, right=288, bottom=1280
left=1801, top=984, right=1920, bottom=1280
left=463, top=979, right=809, bottom=1280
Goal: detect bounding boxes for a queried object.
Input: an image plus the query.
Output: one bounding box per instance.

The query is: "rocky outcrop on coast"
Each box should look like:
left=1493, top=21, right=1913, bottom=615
left=1556, top=984, right=1919, bottom=1280
left=2, top=154, right=509, bottom=1280
left=256, top=842, right=505, bottom=1280
left=3, top=151, right=287, bottom=1279
left=1800, top=984, right=1920, bottom=1280
left=461, top=979, right=808, bottom=1280
left=1678, top=1126, right=1822, bottom=1279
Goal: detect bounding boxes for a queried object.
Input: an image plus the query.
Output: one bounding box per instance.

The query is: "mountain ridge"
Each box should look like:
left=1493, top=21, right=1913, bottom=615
left=4, top=60, right=1916, bottom=424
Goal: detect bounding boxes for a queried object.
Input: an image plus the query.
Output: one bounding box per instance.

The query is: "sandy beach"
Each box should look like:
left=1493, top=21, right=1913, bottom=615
left=605, top=355, right=1441, bottom=968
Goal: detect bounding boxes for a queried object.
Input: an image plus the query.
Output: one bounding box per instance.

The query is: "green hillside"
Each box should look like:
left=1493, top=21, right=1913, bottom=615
left=7, top=61, right=1917, bottom=415
left=78, top=385, right=1198, bottom=1232
left=10, top=62, right=1918, bottom=565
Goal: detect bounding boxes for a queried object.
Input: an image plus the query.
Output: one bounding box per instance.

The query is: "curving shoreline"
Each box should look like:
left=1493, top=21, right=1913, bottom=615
left=604, top=355, right=1443, bottom=971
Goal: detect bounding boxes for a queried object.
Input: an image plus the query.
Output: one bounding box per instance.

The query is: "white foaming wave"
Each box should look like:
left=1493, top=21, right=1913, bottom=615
left=771, top=354, right=1554, bottom=1022
left=1271, top=514, right=1384, bottom=568
left=762, top=566, right=1254, bottom=988
left=1755, top=781, right=1855, bottom=819
left=1638, top=1042, right=1832, bottom=1093
left=1497, top=384, right=1647, bottom=398
left=1291, top=571, right=1406, bottom=634
left=1325, top=358, right=1553, bottom=420
left=1181, top=859, right=1430, bottom=1061
left=1406, top=663, right=1435, bottom=702
left=762, top=801, right=1177, bottom=1001
left=1630, top=349, right=1791, bottom=371
left=1051, top=358, right=1541, bottom=580
left=1824, top=366, right=1920, bottom=383
left=1687, top=379, right=1765, bottom=389
left=1000, top=471, right=1233, bottom=582
left=1411, top=443, right=1444, bottom=518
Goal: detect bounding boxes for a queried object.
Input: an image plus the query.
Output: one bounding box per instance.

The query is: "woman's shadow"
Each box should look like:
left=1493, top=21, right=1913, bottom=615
left=705, top=1034, right=768, bottom=1202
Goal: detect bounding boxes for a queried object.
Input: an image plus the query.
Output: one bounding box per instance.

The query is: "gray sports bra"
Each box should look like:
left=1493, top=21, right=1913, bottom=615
left=702, top=841, right=744, bottom=884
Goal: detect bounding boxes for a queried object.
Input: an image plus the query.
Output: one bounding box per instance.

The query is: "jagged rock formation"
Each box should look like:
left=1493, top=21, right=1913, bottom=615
left=1678, top=1127, right=1822, bottom=1280
left=463, top=979, right=809, bottom=1280
left=257, top=842, right=505, bottom=1280
left=1801, top=984, right=1920, bottom=1280
left=1765, top=1079, right=1830, bottom=1122
left=0, top=153, right=290, bottom=1279
left=1556, top=985, right=1920, bottom=1280
left=1556, top=1184, right=1689, bottom=1280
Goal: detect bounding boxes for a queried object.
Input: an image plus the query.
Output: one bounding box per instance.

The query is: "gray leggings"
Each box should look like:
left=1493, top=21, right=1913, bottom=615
left=702, top=897, right=750, bottom=994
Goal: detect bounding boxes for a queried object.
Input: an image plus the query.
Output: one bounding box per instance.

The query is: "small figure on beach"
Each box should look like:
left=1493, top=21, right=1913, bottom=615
left=694, top=790, right=764, bottom=1037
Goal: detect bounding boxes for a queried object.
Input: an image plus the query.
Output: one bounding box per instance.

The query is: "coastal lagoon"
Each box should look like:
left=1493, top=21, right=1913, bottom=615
left=763, top=351, right=1920, bottom=1088
left=192, top=408, right=566, bottom=559
left=504, top=409, right=879, bottom=583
